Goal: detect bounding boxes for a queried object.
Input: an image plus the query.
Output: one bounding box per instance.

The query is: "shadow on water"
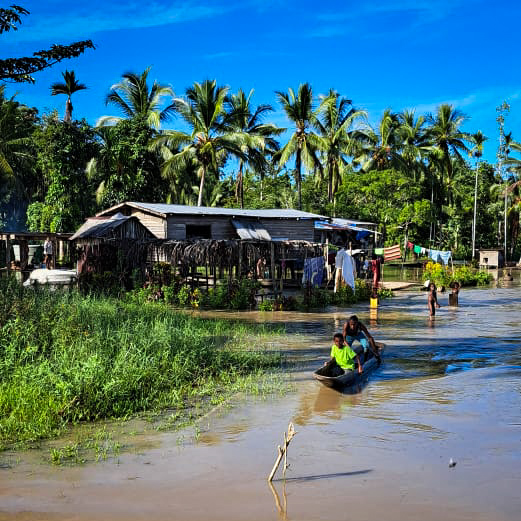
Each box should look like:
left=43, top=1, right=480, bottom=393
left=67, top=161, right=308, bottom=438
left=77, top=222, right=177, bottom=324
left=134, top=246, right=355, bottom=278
left=274, top=469, right=373, bottom=484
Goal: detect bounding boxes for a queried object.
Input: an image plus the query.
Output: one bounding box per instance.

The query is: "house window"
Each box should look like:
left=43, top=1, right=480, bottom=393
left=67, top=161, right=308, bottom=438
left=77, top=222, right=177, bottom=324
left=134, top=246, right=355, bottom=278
left=186, top=224, right=211, bottom=239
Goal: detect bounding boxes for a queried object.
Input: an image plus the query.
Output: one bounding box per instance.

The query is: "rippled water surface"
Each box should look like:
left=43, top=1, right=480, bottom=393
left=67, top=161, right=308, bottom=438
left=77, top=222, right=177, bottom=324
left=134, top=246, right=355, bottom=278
left=1, top=279, right=520, bottom=521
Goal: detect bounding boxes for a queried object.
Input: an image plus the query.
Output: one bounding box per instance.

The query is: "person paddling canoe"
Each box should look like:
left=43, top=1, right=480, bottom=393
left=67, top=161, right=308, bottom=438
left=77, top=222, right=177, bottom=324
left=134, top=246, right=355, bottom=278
left=342, top=315, right=380, bottom=362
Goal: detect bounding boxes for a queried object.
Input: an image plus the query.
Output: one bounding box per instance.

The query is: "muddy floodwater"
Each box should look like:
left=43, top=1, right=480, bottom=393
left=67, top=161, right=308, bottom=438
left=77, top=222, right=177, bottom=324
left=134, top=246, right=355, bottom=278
left=2, top=277, right=521, bottom=521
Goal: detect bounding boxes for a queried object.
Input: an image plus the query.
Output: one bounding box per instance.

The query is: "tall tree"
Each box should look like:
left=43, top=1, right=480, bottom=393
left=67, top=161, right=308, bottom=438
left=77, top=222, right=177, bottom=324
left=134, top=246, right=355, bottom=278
left=315, top=89, right=366, bottom=203
left=86, top=118, right=166, bottom=207
left=225, top=88, right=283, bottom=208
left=0, top=6, right=94, bottom=83
left=0, top=85, right=37, bottom=229
left=469, top=130, right=488, bottom=258
left=426, top=104, right=470, bottom=207
left=50, top=70, right=87, bottom=122
left=397, top=110, right=433, bottom=181
left=276, top=83, right=320, bottom=210
left=359, top=109, right=404, bottom=172
left=153, top=79, right=249, bottom=207
left=26, top=114, right=99, bottom=232
left=98, top=67, right=174, bottom=129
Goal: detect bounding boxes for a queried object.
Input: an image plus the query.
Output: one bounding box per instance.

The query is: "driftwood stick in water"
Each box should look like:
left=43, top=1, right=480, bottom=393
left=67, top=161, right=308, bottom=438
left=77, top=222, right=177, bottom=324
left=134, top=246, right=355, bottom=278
left=268, top=422, right=296, bottom=482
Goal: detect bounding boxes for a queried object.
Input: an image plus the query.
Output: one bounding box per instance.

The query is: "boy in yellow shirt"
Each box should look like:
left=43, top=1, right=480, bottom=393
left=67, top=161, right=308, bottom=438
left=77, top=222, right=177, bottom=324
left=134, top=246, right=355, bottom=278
left=327, top=333, right=362, bottom=376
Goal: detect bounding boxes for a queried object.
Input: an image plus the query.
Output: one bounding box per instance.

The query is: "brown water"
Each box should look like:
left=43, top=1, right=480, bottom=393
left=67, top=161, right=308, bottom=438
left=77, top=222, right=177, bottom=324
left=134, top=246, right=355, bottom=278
left=1, top=280, right=521, bottom=521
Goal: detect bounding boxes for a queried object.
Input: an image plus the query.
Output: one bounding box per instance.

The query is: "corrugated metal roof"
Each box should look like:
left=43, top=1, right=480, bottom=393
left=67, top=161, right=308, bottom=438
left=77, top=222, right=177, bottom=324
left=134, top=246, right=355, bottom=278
left=70, top=215, right=131, bottom=240
left=98, top=202, right=326, bottom=220
left=231, top=219, right=272, bottom=241
left=315, top=220, right=380, bottom=236
left=331, top=217, right=376, bottom=227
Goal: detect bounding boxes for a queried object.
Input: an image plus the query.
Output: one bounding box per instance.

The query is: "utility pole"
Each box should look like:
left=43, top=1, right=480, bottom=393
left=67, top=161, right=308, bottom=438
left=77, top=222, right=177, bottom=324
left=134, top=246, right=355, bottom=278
left=496, top=102, right=510, bottom=264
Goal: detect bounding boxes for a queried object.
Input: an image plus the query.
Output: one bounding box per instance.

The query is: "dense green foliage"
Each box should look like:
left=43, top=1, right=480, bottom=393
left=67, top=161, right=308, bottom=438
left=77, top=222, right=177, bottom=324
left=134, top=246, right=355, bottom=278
left=0, top=65, right=520, bottom=259
left=26, top=114, right=99, bottom=232
left=422, top=261, right=493, bottom=287
left=0, top=278, right=282, bottom=447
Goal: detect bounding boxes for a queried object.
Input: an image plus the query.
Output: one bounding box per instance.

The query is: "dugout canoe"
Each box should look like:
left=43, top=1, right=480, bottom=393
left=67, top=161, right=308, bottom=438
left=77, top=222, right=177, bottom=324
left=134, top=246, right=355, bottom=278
left=313, top=342, right=385, bottom=389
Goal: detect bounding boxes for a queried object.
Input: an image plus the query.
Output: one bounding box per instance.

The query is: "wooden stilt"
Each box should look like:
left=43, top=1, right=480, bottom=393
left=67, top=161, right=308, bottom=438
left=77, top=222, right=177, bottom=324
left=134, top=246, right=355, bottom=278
left=268, top=422, right=296, bottom=482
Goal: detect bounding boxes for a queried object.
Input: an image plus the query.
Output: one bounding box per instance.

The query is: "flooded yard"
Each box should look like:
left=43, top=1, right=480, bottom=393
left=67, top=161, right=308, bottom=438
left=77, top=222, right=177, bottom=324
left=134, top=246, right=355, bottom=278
left=1, top=278, right=520, bottom=521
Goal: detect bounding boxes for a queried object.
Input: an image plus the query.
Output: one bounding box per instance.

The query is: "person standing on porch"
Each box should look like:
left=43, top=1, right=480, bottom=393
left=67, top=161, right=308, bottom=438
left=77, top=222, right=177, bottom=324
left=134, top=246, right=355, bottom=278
left=44, top=237, right=53, bottom=270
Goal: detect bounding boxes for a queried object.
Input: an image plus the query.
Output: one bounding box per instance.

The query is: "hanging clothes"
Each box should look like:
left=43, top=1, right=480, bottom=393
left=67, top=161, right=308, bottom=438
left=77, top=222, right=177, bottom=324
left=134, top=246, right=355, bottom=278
left=370, top=258, right=381, bottom=289
left=439, top=251, right=452, bottom=265
left=384, top=244, right=402, bottom=262
left=407, top=241, right=414, bottom=250
left=303, top=257, right=325, bottom=287
left=413, top=244, right=422, bottom=254
left=429, top=249, right=442, bottom=263
left=334, top=250, right=356, bottom=292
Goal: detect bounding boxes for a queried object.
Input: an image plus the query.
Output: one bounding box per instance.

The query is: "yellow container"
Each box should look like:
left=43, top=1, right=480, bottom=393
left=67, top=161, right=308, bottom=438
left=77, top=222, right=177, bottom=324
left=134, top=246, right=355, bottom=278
left=370, top=297, right=379, bottom=309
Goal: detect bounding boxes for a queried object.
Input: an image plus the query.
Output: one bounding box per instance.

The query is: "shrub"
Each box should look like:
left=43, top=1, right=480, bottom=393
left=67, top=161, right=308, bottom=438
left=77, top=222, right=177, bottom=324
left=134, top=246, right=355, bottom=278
left=423, top=261, right=492, bottom=287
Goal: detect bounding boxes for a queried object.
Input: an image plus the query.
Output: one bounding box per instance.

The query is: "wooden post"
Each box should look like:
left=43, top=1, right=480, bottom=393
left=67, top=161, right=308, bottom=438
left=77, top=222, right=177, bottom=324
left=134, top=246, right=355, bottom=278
left=52, top=239, right=57, bottom=269
left=280, top=244, right=285, bottom=294
left=5, top=236, right=11, bottom=274
left=270, top=241, right=276, bottom=296
left=238, top=241, right=243, bottom=280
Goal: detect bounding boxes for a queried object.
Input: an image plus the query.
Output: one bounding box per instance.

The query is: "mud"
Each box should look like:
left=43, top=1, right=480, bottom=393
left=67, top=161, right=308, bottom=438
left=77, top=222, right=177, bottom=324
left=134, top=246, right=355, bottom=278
left=1, top=279, right=520, bottom=521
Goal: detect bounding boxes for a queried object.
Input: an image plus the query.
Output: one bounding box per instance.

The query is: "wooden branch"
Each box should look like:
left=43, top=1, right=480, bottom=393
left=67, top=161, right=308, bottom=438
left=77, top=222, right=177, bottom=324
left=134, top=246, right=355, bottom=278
left=268, top=422, right=296, bottom=482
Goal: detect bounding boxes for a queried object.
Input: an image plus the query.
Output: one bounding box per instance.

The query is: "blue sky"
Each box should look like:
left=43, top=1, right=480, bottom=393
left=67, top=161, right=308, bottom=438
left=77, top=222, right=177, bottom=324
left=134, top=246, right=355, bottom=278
left=3, top=0, right=521, bottom=165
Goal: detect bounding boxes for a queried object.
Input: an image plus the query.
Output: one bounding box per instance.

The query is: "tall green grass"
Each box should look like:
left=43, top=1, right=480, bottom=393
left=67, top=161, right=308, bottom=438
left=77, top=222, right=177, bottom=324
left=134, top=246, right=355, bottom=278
left=0, top=278, right=282, bottom=448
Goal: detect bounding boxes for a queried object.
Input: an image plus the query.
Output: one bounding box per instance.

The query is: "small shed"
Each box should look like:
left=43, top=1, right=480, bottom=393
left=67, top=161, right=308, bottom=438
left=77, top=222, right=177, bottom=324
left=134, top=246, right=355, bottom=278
left=479, top=249, right=504, bottom=268
left=70, top=213, right=156, bottom=243
left=70, top=214, right=156, bottom=279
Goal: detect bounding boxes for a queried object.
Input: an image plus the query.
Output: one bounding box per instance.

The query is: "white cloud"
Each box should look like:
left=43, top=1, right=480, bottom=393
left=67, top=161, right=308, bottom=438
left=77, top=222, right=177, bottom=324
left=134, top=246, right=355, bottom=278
left=3, top=1, right=240, bottom=44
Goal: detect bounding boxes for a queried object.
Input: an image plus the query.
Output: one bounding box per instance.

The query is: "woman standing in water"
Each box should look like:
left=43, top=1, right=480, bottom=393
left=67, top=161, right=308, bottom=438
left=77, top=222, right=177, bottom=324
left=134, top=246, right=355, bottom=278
left=428, top=282, right=441, bottom=318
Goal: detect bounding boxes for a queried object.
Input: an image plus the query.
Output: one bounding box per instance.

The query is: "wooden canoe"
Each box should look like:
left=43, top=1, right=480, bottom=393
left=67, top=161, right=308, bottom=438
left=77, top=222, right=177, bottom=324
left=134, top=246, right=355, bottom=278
left=313, top=342, right=385, bottom=390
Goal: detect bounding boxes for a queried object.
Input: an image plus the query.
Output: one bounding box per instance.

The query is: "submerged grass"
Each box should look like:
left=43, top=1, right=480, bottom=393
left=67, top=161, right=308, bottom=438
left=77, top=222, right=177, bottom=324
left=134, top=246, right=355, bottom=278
left=0, top=278, right=283, bottom=449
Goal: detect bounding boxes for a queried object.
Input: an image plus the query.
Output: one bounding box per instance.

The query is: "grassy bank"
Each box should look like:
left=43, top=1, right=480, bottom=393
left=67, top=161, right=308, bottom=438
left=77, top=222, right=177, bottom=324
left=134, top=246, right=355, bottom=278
left=0, top=278, right=282, bottom=449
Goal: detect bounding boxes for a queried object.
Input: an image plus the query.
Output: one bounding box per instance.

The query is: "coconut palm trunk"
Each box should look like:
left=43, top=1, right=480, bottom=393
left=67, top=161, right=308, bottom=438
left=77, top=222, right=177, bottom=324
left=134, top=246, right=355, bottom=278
left=198, top=164, right=207, bottom=207
left=296, top=147, right=302, bottom=210
left=237, top=160, right=244, bottom=208
left=65, top=97, right=73, bottom=122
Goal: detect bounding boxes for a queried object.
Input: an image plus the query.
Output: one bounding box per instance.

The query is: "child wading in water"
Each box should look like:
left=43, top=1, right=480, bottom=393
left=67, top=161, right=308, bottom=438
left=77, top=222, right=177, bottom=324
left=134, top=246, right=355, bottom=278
left=428, top=282, right=440, bottom=318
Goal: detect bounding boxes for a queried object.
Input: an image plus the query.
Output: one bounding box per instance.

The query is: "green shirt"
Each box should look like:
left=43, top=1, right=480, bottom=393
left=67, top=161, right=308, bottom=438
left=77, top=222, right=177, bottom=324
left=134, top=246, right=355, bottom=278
left=330, top=344, right=357, bottom=370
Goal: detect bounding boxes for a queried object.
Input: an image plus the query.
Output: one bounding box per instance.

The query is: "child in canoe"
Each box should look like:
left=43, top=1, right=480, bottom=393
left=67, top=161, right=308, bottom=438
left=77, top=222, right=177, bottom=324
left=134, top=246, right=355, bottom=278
left=326, top=333, right=362, bottom=377
left=343, top=315, right=380, bottom=362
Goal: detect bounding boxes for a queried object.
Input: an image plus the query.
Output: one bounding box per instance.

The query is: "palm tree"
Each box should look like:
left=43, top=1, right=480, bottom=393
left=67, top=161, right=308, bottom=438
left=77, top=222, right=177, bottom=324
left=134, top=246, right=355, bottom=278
left=50, top=70, right=87, bottom=122
left=0, top=86, right=38, bottom=228
left=426, top=104, right=470, bottom=207
left=98, top=67, right=174, bottom=128
left=225, top=88, right=283, bottom=208
left=276, top=83, right=321, bottom=210
left=314, top=89, right=367, bottom=203
left=398, top=110, right=433, bottom=181
left=152, top=79, right=249, bottom=207
left=469, top=131, right=488, bottom=259
left=359, top=109, right=404, bottom=172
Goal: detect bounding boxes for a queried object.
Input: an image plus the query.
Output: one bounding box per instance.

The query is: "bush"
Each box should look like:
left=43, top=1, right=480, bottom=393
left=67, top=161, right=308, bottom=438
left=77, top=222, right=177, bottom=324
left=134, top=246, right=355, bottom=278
left=423, top=261, right=493, bottom=287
